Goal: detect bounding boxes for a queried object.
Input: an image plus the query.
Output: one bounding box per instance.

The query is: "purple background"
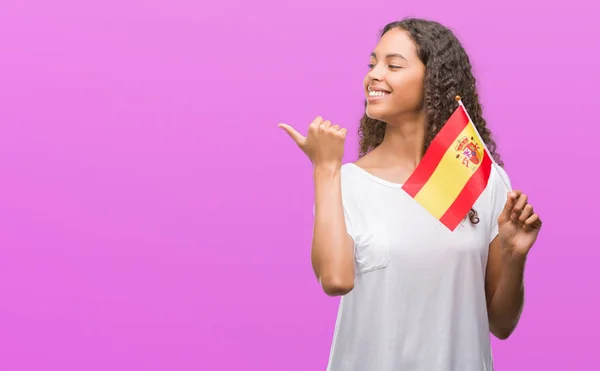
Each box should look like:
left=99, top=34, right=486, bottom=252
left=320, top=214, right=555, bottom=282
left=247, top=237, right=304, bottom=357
left=1, top=0, right=598, bottom=370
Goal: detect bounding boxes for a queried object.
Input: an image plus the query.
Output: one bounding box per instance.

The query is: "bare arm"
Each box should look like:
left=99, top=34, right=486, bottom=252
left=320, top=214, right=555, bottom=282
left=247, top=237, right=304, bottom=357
left=278, top=117, right=355, bottom=296
left=485, top=189, right=542, bottom=340
left=485, top=236, right=526, bottom=340
left=312, top=164, right=355, bottom=296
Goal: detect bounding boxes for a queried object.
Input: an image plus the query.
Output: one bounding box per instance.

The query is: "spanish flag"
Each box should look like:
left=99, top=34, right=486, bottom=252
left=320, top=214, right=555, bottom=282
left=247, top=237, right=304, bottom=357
left=402, top=98, right=493, bottom=231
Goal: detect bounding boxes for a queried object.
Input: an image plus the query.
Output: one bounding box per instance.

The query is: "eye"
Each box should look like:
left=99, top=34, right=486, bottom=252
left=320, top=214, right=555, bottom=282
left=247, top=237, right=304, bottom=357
left=367, top=63, right=375, bottom=69
left=389, top=65, right=402, bottom=69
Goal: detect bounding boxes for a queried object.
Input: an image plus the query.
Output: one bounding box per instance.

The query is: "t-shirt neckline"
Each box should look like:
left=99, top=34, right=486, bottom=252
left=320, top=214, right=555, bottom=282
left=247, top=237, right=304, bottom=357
left=346, top=163, right=405, bottom=189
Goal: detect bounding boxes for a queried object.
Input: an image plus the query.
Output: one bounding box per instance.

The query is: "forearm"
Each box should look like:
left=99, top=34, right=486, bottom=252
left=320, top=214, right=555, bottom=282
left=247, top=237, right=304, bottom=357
left=488, top=256, right=526, bottom=339
left=311, top=164, right=355, bottom=296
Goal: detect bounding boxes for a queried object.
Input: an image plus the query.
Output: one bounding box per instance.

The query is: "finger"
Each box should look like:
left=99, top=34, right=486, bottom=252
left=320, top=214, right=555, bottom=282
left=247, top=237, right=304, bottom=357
left=499, top=190, right=520, bottom=222
left=512, top=193, right=528, bottom=213
left=308, top=116, right=323, bottom=132
left=523, top=214, right=542, bottom=231
left=518, top=204, right=534, bottom=224
left=331, top=124, right=340, bottom=131
left=278, top=123, right=306, bottom=146
left=320, top=120, right=332, bottom=130
left=511, top=193, right=528, bottom=221
left=339, top=127, right=348, bottom=137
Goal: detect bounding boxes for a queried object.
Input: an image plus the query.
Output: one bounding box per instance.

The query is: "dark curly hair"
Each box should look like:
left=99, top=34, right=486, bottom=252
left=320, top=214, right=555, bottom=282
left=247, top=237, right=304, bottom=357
left=358, top=18, right=503, bottom=225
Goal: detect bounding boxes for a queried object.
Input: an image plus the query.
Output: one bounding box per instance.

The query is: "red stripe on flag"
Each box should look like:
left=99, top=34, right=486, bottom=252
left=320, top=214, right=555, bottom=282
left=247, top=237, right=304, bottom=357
left=438, top=152, right=493, bottom=231
left=402, top=106, right=470, bottom=198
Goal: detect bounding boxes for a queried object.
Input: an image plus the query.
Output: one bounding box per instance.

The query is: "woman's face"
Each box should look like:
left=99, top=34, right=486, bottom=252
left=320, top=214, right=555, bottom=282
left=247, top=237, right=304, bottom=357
left=363, top=28, right=426, bottom=124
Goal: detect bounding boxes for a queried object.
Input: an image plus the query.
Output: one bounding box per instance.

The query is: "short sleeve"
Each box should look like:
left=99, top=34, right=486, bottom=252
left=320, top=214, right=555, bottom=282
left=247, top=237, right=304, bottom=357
left=488, top=165, right=512, bottom=243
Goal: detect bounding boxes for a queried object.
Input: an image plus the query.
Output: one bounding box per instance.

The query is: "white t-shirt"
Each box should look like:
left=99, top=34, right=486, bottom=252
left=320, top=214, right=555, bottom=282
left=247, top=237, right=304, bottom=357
left=324, top=162, right=511, bottom=371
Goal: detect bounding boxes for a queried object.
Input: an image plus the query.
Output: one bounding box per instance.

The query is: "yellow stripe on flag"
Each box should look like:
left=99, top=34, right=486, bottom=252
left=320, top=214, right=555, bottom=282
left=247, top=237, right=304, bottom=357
left=413, top=121, right=486, bottom=219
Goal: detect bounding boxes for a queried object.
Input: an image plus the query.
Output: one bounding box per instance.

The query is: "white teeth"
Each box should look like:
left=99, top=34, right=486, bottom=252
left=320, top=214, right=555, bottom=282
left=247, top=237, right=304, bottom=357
left=369, top=91, right=388, bottom=97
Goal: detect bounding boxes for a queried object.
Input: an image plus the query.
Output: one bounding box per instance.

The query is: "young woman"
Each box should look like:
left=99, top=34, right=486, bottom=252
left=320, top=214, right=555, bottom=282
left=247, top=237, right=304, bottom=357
left=279, top=18, right=542, bottom=371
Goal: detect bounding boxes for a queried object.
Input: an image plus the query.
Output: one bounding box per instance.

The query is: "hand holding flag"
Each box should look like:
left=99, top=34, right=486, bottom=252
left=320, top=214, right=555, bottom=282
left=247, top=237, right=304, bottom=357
left=401, top=95, right=541, bottom=238
left=497, top=190, right=543, bottom=259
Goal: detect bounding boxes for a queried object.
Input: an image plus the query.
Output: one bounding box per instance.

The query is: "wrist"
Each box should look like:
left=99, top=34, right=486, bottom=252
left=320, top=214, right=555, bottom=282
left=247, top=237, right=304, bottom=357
left=502, top=250, right=527, bottom=270
left=313, top=161, right=342, bottom=175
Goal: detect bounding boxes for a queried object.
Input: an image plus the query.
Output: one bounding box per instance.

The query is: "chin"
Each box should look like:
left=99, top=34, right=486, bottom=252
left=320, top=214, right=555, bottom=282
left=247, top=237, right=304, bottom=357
left=365, top=105, right=388, bottom=122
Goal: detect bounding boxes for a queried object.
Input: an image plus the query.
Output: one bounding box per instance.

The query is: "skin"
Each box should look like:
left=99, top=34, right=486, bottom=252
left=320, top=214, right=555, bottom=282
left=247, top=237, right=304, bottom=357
left=278, top=118, right=355, bottom=296
left=279, top=28, right=542, bottom=338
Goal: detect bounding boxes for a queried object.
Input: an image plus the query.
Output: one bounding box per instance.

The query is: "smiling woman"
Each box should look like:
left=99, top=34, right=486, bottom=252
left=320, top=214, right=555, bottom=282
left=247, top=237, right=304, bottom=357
left=358, top=19, right=502, bottom=225
left=364, top=42, right=425, bottom=120
left=279, top=17, right=542, bottom=371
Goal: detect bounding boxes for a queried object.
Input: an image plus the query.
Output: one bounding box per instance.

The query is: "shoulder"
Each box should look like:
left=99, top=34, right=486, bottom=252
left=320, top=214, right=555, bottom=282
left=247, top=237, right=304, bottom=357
left=492, top=163, right=511, bottom=186
left=478, top=163, right=512, bottom=242
left=486, top=163, right=512, bottom=199
left=469, top=163, right=512, bottom=219
left=339, top=162, right=375, bottom=192
left=341, top=161, right=360, bottom=173
left=340, top=162, right=363, bottom=185
left=339, top=163, right=361, bottom=195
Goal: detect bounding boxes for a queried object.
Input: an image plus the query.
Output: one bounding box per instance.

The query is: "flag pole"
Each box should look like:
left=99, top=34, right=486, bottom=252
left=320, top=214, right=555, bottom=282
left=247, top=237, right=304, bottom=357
left=454, top=95, right=512, bottom=192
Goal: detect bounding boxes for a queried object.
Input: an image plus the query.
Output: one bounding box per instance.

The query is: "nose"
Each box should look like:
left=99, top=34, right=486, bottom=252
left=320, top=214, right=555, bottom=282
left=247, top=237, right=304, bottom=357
left=367, top=64, right=384, bottom=82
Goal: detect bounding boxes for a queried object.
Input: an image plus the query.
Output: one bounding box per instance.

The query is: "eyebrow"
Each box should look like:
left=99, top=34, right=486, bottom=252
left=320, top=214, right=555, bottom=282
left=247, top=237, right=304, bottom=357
left=370, top=52, right=408, bottom=61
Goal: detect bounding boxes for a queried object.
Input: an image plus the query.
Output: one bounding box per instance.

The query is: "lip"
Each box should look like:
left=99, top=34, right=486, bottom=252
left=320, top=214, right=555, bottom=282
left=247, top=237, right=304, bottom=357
left=367, top=94, right=388, bottom=103
left=366, top=87, right=391, bottom=102
left=368, top=85, right=391, bottom=93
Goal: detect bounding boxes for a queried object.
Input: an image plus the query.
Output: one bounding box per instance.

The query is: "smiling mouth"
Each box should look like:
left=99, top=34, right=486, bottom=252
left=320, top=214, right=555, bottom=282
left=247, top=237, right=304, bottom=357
left=368, top=90, right=389, bottom=97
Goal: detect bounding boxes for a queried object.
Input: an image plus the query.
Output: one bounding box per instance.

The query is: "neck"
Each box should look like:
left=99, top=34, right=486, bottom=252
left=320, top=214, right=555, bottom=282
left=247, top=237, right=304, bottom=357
left=376, top=111, right=427, bottom=169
